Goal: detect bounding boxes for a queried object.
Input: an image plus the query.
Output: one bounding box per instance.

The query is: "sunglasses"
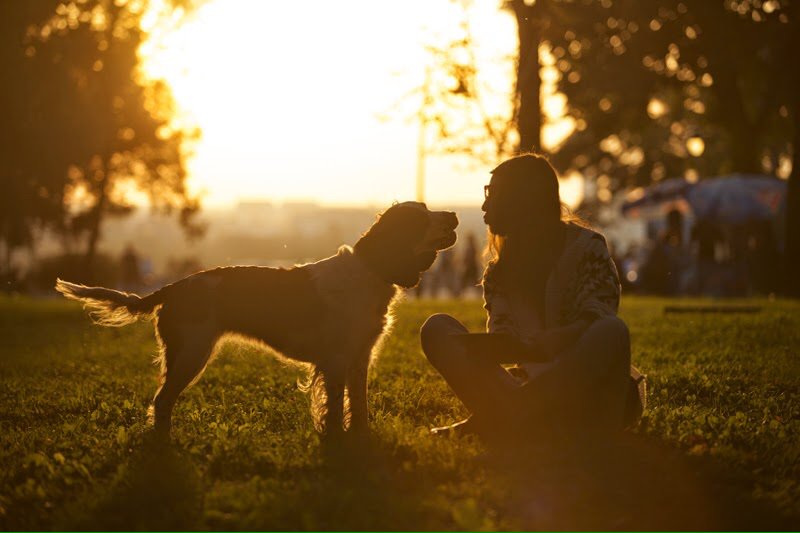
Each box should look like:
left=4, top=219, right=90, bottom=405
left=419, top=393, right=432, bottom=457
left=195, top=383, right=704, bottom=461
left=483, top=185, right=491, bottom=199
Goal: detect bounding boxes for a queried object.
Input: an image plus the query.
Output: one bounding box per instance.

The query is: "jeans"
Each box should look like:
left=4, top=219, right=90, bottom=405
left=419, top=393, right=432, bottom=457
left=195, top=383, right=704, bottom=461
left=420, top=313, right=631, bottom=436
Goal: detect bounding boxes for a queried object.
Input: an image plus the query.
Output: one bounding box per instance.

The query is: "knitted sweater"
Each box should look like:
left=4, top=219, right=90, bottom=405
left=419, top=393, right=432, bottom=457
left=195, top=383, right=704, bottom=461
left=483, top=223, right=621, bottom=342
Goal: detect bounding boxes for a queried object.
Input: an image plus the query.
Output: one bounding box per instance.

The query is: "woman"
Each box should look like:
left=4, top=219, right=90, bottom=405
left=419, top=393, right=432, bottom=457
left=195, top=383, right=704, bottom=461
left=420, top=154, right=634, bottom=442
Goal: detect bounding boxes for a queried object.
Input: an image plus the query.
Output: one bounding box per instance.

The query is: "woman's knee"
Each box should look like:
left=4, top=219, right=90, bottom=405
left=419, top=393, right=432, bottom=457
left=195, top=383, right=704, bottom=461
left=420, top=313, right=463, bottom=338
left=420, top=313, right=465, bottom=361
left=586, top=315, right=630, bottom=365
left=588, top=315, right=629, bottom=340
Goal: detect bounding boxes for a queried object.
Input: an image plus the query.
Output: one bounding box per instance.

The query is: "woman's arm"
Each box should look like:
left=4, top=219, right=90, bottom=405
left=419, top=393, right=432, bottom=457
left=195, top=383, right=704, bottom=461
left=455, top=332, right=554, bottom=364
left=453, top=317, right=591, bottom=365
left=533, top=232, right=620, bottom=359
left=479, top=260, right=597, bottom=363
left=567, top=234, right=622, bottom=322
left=534, top=318, right=592, bottom=359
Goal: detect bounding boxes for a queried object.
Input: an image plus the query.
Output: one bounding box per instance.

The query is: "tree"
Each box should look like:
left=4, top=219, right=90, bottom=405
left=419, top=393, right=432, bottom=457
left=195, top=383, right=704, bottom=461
left=407, top=0, right=611, bottom=163
left=548, top=0, right=797, bottom=293
left=0, top=1, right=66, bottom=279
left=1, top=0, right=203, bottom=281
left=550, top=1, right=796, bottom=195
left=783, top=1, right=799, bottom=296
left=386, top=2, right=521, bottom=201
left=400, top=3, right=518, bottom=167
left=509, top=0, right=547, bottom=153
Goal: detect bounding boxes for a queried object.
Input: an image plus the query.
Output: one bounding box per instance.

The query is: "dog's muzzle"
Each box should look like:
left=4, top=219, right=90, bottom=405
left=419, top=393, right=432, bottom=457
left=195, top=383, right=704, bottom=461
left=415, top=211, right=459, bottom=254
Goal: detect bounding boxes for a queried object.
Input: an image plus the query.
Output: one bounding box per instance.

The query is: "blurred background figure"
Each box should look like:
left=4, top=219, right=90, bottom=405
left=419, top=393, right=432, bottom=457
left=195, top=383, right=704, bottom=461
left=428, top=248, right=457, bottom=298
left=689, top=218, right=725, bottom=296
left=456, top=232, right=481, bottom=298
left=640, top=209, right=687, bottom=296
left=415, top=232, right=485, bottom=299
left=744, top=219, right=780, bottom=295
left=119, top=244, right=143, bottom=292
left=623, top=174, right=789, bottom=298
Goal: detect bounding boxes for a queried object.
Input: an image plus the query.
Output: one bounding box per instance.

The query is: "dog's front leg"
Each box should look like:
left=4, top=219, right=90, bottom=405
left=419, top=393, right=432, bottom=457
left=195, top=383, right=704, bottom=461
left=346, top=352, right=370, bottom=435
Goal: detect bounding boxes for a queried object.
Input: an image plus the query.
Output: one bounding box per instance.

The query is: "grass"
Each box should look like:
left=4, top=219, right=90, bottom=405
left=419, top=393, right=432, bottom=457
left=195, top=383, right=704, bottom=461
left=0, top=295, right=798, bottom=530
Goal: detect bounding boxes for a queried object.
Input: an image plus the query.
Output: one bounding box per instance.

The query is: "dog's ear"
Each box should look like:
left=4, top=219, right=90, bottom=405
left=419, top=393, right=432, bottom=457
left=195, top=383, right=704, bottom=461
left=371, top=204, right=430, bottom=245
left=354, top=204, right=433, bottom=287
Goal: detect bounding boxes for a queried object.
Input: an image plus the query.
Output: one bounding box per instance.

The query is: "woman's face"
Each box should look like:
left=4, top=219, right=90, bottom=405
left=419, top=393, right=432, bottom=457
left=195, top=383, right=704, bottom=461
left=482, top=172, right=559, bottom=237
left=483, top=157, right=564, bottom=239
left=481, top=175, right=513, bottom=236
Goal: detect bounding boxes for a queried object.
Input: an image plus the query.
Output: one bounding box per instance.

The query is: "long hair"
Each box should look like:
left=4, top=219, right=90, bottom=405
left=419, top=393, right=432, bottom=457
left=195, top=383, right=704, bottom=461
left=483, top=154, right=588, bottom=307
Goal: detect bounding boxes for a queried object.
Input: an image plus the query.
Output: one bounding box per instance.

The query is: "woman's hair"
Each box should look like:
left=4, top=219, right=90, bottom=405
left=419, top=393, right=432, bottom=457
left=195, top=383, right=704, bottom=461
left=483, top=153, right=587, bottom=305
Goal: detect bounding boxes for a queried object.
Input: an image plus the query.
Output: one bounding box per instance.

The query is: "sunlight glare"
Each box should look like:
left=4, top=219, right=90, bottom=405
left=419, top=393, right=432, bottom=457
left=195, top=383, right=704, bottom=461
left=139, top=0, right=581, bottom=208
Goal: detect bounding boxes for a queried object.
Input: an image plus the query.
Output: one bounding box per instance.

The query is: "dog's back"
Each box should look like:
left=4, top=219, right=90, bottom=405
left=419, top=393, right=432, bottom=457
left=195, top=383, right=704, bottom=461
left=159, top=266, right=328, bottom=360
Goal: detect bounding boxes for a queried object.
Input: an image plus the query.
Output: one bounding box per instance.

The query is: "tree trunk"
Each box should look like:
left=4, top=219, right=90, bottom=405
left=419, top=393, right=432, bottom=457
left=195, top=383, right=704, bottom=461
left=699, top=3, right=765, bottom=175
left=784, top=4, right=799, bottom=297
left=729, top=127, right=763, bottom=175
left=84, top=162, right=110, bottom=282
left=786, top=103, right=800, bottom=297
left=708, top=63, right=763, bottom=174
left=1, top=239, right=10, bottom=281
left=512, top=1, right=543, bottom=154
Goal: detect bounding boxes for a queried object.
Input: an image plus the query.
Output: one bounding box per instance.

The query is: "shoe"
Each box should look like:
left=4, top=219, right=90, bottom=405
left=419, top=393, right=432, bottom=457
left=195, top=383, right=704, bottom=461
left=430, top=417, right=477, bottom=437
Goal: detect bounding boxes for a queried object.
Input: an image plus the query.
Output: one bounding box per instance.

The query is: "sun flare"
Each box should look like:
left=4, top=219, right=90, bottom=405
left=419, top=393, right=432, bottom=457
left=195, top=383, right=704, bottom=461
left=139, top=0, right=580, bottom=208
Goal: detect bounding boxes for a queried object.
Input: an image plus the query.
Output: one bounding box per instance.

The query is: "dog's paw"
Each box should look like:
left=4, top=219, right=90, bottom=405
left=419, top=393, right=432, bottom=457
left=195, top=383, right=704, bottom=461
left=142, top=426, right=173, bottom=448
left=345, top=426, right=371, bottom=448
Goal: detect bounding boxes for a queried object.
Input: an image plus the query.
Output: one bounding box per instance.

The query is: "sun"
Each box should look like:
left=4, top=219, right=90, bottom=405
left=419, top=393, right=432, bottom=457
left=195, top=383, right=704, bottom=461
left=138, top=0, right=581, bottom=208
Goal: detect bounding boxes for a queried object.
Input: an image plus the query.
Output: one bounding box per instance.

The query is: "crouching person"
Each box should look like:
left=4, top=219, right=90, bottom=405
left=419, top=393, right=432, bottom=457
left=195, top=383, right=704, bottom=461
left=420, top=154, right=643, bottom=446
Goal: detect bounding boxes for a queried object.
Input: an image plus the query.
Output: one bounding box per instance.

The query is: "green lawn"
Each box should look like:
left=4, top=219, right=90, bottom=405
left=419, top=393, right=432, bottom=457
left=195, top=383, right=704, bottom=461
left=1, top=295, right=798, bottom=530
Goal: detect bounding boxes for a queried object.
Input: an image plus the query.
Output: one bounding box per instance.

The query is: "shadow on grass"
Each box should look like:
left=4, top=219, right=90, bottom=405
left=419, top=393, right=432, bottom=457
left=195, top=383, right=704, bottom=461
left=56, top=430, right=798, bottom=531
left=199, top=438, right=448, bottom=531
left=197, top=431, right=800, bottom=530
left=488, top=432, right=798, bottom=531
left=68, top=433, right=203, bottom=531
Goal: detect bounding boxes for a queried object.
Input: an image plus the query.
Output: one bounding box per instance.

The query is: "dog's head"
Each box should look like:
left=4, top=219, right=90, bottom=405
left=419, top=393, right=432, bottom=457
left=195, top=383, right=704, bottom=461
left=354, top=201, right=459, bottom=288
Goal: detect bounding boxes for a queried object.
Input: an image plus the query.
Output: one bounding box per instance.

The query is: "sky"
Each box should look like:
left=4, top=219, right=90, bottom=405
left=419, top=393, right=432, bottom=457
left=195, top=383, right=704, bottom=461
left=139, top=0, right=583, bottom=208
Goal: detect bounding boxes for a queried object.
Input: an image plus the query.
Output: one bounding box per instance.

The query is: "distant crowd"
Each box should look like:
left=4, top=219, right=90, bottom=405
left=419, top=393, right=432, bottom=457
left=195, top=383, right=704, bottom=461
left=413, top=209, right=783, bottom=300
left=4, top=213, right=782, bottom=300
left=614, top=209, right=782, bottom=297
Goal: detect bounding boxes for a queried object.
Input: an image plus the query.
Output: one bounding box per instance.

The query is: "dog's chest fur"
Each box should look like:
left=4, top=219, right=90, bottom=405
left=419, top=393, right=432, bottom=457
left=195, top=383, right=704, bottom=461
left=303, top=246, right=398, bottom=352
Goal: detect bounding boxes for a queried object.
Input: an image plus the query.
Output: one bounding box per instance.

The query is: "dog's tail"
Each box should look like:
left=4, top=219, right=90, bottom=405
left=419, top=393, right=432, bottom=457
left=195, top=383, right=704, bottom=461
left=55, top=279, right=164, bottom=327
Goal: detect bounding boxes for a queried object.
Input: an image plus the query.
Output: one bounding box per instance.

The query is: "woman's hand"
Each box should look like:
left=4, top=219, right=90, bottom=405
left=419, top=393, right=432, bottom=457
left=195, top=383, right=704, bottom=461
left=521, top=332, right=555, bottom=362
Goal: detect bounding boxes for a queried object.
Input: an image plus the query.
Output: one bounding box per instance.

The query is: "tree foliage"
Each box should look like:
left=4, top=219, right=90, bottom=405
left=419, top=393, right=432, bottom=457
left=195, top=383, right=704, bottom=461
left=548, top=0, right=797, bottom=197
left=0, top=0, right=202, bottom=278
left=390, top=3, right=519, bottom=166
left=416, top=0, right=795, bottom=192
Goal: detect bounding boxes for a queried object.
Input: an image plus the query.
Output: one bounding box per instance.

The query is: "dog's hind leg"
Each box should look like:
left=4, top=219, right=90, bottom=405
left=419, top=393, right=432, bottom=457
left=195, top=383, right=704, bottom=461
left=321, top=365, right=346, bottom=440
left=151, top=317, right=217, bottom=436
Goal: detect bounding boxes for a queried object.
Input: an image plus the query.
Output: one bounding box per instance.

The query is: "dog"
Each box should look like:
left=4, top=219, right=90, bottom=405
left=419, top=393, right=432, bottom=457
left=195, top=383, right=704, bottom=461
left=56, top=202, right=458, bottom=440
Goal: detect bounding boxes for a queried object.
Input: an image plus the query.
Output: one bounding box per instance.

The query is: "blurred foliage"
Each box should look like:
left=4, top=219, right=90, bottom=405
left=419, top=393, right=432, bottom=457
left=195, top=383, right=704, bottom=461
left=0, top=0, right=203, bottom=279
left=390, top=1, right=526, bottom=165
left=420, top=0, right=796, bottom=195
left=548, top=0, right=797, bottom=193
